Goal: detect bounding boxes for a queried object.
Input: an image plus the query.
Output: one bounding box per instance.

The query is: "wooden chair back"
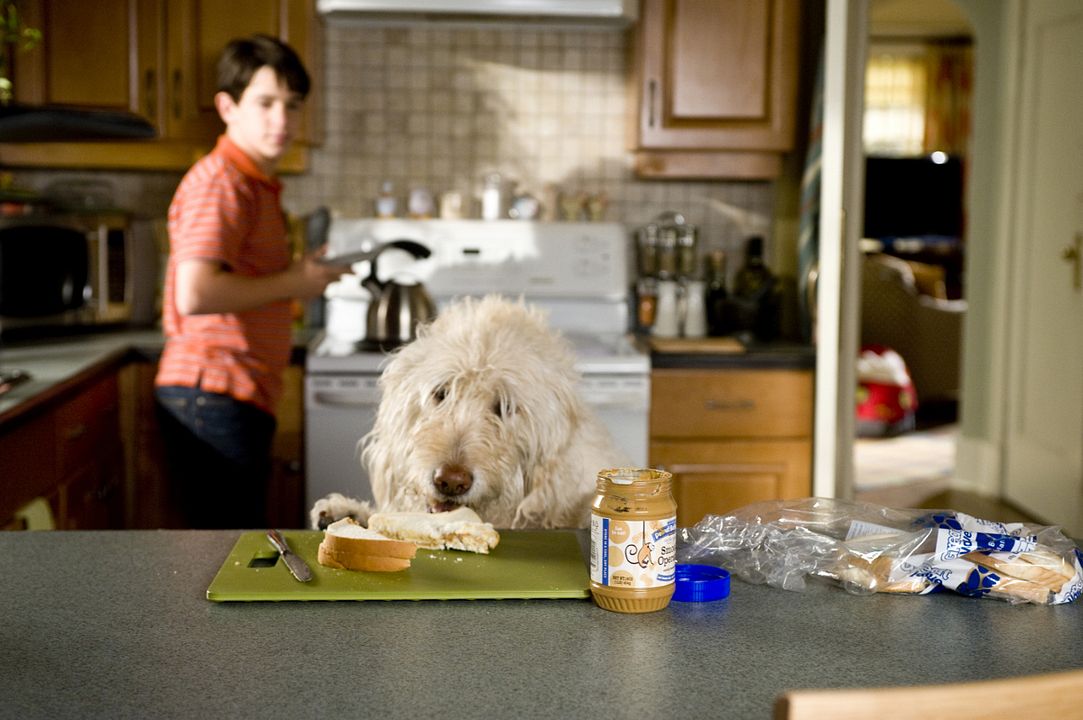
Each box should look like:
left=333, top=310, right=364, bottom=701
left=775, top=668, right=1083, bottom=720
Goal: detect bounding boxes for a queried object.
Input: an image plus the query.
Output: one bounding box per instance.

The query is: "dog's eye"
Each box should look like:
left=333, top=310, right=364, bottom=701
left=433, top=385, right=448, bottom=404
left=492, top=397, right=512, bottom=419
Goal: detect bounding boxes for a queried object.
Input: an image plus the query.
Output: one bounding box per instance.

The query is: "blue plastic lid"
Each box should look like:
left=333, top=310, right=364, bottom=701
left=672, top=564, right=731, bottom=602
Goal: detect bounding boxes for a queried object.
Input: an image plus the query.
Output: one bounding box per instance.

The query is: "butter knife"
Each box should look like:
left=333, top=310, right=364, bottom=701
left=267, top=529, right=312, bottom=582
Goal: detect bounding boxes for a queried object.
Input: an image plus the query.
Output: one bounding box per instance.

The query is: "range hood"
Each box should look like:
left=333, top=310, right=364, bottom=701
left=317, top=0, right=637, bottom=24
left=0, top=104, right=156, bottom=143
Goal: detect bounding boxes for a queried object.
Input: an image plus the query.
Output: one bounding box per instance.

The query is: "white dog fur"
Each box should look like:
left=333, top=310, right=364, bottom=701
left=310, top=295, right=627, bottom=529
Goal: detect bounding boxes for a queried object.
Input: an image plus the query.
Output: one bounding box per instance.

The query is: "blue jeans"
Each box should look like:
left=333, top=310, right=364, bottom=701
left=155, top=386, right=276, bottom=529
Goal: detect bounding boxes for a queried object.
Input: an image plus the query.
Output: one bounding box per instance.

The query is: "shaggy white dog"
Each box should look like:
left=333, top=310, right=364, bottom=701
left=310, top=295, right=627, bottom=529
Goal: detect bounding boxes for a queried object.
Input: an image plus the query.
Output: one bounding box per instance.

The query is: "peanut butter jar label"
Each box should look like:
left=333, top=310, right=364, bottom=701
left=590, top=514, right=677, bottom=588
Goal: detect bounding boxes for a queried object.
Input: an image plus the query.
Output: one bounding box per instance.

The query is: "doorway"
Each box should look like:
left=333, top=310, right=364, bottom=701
left=852, top=0, right=972, bottom=507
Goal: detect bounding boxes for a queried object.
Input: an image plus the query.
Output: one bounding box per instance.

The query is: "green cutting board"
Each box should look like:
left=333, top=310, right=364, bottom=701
left=207, top=529, right=591, bottom=602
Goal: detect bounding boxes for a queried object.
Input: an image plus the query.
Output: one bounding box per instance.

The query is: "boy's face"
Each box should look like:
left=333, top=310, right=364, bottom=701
left=216, top=65, right=304, bottom=173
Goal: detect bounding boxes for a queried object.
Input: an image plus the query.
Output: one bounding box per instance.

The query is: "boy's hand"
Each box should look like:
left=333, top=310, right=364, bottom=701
left=290, top=245, right=353, bottom=299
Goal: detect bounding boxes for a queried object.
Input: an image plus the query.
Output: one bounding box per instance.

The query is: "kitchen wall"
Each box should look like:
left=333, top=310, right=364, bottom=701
left=288, top=20, right=778, bottom=276
left=15, top=20, right=797, bottom=285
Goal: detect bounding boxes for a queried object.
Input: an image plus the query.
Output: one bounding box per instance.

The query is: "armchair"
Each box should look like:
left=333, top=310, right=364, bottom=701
left=860, top=253, right=967, bottom=403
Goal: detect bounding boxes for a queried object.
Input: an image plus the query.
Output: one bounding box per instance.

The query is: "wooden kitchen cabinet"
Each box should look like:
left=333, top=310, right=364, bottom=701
left=268, top=364, right=305, bottom=529
left=121, top=357, right=307, bottom=529
left=3, top=0, right=319, bottom=171
left=0, top=406, right=58, bottom=529
left=0, top=370, right=124, bottom=530
left=1, top=348, right=305, bottom=531
left=119, top=359, right=177, bottom=529
left=649, top=367, right=812, bottom=527
left=629, top=0, right=800, bottom=179
left=54, top=372, right=125, bottom=529
left=60, top=450, right=125, bottom=530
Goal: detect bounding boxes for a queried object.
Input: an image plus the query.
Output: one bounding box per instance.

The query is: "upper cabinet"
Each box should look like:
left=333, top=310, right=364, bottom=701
left=160, top=0, right=319, bottom=144
left=629, top=0, right=800, bottom=179
left=3, top=0, right=319, bottom=171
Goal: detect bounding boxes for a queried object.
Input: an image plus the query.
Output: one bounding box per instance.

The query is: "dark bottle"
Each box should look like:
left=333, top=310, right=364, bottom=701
left=705, top=250, right=729, bottom=336
left=733, top=236, right=771, bottom=296
left=732, top=236, right=779, bottom=341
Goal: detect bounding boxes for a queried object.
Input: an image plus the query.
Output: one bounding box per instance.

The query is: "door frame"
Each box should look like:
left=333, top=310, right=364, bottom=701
left=813, top=0, right=867, bottom=498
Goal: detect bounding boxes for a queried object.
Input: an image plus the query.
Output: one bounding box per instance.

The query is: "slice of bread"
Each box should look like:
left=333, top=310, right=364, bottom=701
left=963, top=548, right=1074, bottom=592
left=317, top=518, right=417, bottom=572
left=367, top=506, right=501, bottom=554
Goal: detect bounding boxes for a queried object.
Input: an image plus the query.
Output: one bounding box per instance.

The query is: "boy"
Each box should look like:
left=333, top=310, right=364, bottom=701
left=155, top=35, right=348, bottom=529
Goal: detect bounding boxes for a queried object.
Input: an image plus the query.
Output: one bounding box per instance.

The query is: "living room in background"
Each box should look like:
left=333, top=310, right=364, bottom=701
left=854, top=0, right=972, bottom=501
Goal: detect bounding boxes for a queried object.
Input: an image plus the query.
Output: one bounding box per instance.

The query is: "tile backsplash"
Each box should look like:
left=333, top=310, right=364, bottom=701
left=15, top=21, right=794, bottom=282
left=291, top=22, right=779, bottom=275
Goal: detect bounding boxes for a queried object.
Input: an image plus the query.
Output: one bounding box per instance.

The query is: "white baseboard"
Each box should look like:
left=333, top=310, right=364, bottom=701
left=952, top=435, right=1001, bottom=496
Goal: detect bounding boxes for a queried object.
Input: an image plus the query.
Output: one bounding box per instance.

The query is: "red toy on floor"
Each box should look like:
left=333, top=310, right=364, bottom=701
left=855, top=344, right=917, bottom=437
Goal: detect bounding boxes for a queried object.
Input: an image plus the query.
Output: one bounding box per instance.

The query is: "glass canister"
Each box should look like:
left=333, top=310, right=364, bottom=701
left=589, top=468, right=678, bottom=613
left=481, top=172, right=505, bottom=220
left=636, top=223, right=660, bottom=277
left=657, top=226, right=678, bottom=279
left=676, top=224, right=698, bottom=278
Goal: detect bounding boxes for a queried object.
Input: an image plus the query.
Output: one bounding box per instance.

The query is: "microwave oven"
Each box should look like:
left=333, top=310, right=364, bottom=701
left=0, top=213, right=158, bottom=339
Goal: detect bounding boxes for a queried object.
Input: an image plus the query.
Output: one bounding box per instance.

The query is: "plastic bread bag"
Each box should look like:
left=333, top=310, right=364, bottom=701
left=676, top=497, right=1083, bottom=605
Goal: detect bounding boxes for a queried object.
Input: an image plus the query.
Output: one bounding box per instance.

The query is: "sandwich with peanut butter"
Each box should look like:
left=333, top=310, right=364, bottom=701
left=317, top=517, right=418, bottom=572
left=367, top=506, right=500, bottom=554
left=318, top=507, right=501, bottom=572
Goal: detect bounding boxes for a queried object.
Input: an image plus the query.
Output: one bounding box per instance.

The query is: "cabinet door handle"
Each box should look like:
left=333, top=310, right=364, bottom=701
left=144, top=69, right=156, bottom=120
left=172, top=69, right=182, bottom=119
left=312, top=391, right=379, bottom=408
left=648, top=79, right=657, bottom=128
left=96, top=477, right=118, bottom=501
left=704, top=399, right=755, bottom=411
left=1062, top=232, right=1082, bottom=291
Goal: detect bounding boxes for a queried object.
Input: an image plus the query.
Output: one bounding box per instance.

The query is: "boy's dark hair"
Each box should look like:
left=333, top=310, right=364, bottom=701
left=217, top=34, right=310, bottom=101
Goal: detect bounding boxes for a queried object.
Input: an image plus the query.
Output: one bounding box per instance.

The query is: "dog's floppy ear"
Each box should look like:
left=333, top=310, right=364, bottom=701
left=359, top=429, right=390, bottom=507
left=511, top=377, right=589, bottom=528
left=511, top=378, right=573, bottom=458
left=362, top=348, right=432, bottom=509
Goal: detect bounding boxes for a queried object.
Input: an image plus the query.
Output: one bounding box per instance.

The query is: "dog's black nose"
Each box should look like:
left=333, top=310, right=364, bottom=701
left=434, top=463, right=473, bottom=496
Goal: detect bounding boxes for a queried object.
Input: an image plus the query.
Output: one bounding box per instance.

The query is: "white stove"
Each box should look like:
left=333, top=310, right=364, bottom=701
left=304, top=219, right=649, bottom=510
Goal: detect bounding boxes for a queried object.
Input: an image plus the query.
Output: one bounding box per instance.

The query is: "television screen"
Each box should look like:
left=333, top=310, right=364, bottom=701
left=863, top=154, right=964, bottom=240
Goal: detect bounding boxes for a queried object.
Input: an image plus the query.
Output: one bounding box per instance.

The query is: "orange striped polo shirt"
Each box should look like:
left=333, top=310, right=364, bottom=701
left=155, top=134, right=292, bottom=414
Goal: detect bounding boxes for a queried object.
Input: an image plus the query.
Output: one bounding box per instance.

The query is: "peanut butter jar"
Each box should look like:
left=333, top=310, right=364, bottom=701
left=589, top=468, right=677, bottom=613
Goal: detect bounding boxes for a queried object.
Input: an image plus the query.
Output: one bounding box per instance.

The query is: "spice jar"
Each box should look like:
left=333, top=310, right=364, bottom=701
left=589, top=468, right=678, bottom=613
left=657, top=226, right=678, bottom=279
left=636, top=223, right=660, bottom=277
left=481, top=172, right=505, bottom=220
left=676, top=224, right=698, bottom=278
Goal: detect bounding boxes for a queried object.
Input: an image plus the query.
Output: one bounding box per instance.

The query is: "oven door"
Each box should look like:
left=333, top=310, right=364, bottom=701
left=303, top=371, right=650, bottom=515
left=579, top=374, right=650, bottom=466
left=304, top=374, right=381, bottom=512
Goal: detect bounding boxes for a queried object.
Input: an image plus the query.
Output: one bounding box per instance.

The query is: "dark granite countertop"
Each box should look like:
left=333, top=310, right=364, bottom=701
left=0, top=329, right=164, bottom=421
left=0, top=328, right=313, bottom=424
left=638, top=333, right=816, bottom=370
left=2, top=530, right=1080, bottom=720
left=2, top=327, right=813, bottom=427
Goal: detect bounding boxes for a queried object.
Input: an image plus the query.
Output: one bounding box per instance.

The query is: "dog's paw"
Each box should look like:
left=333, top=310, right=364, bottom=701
left=309, top=493, right=374, bottom=530
left=511, top=492, right=552, bottom=530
